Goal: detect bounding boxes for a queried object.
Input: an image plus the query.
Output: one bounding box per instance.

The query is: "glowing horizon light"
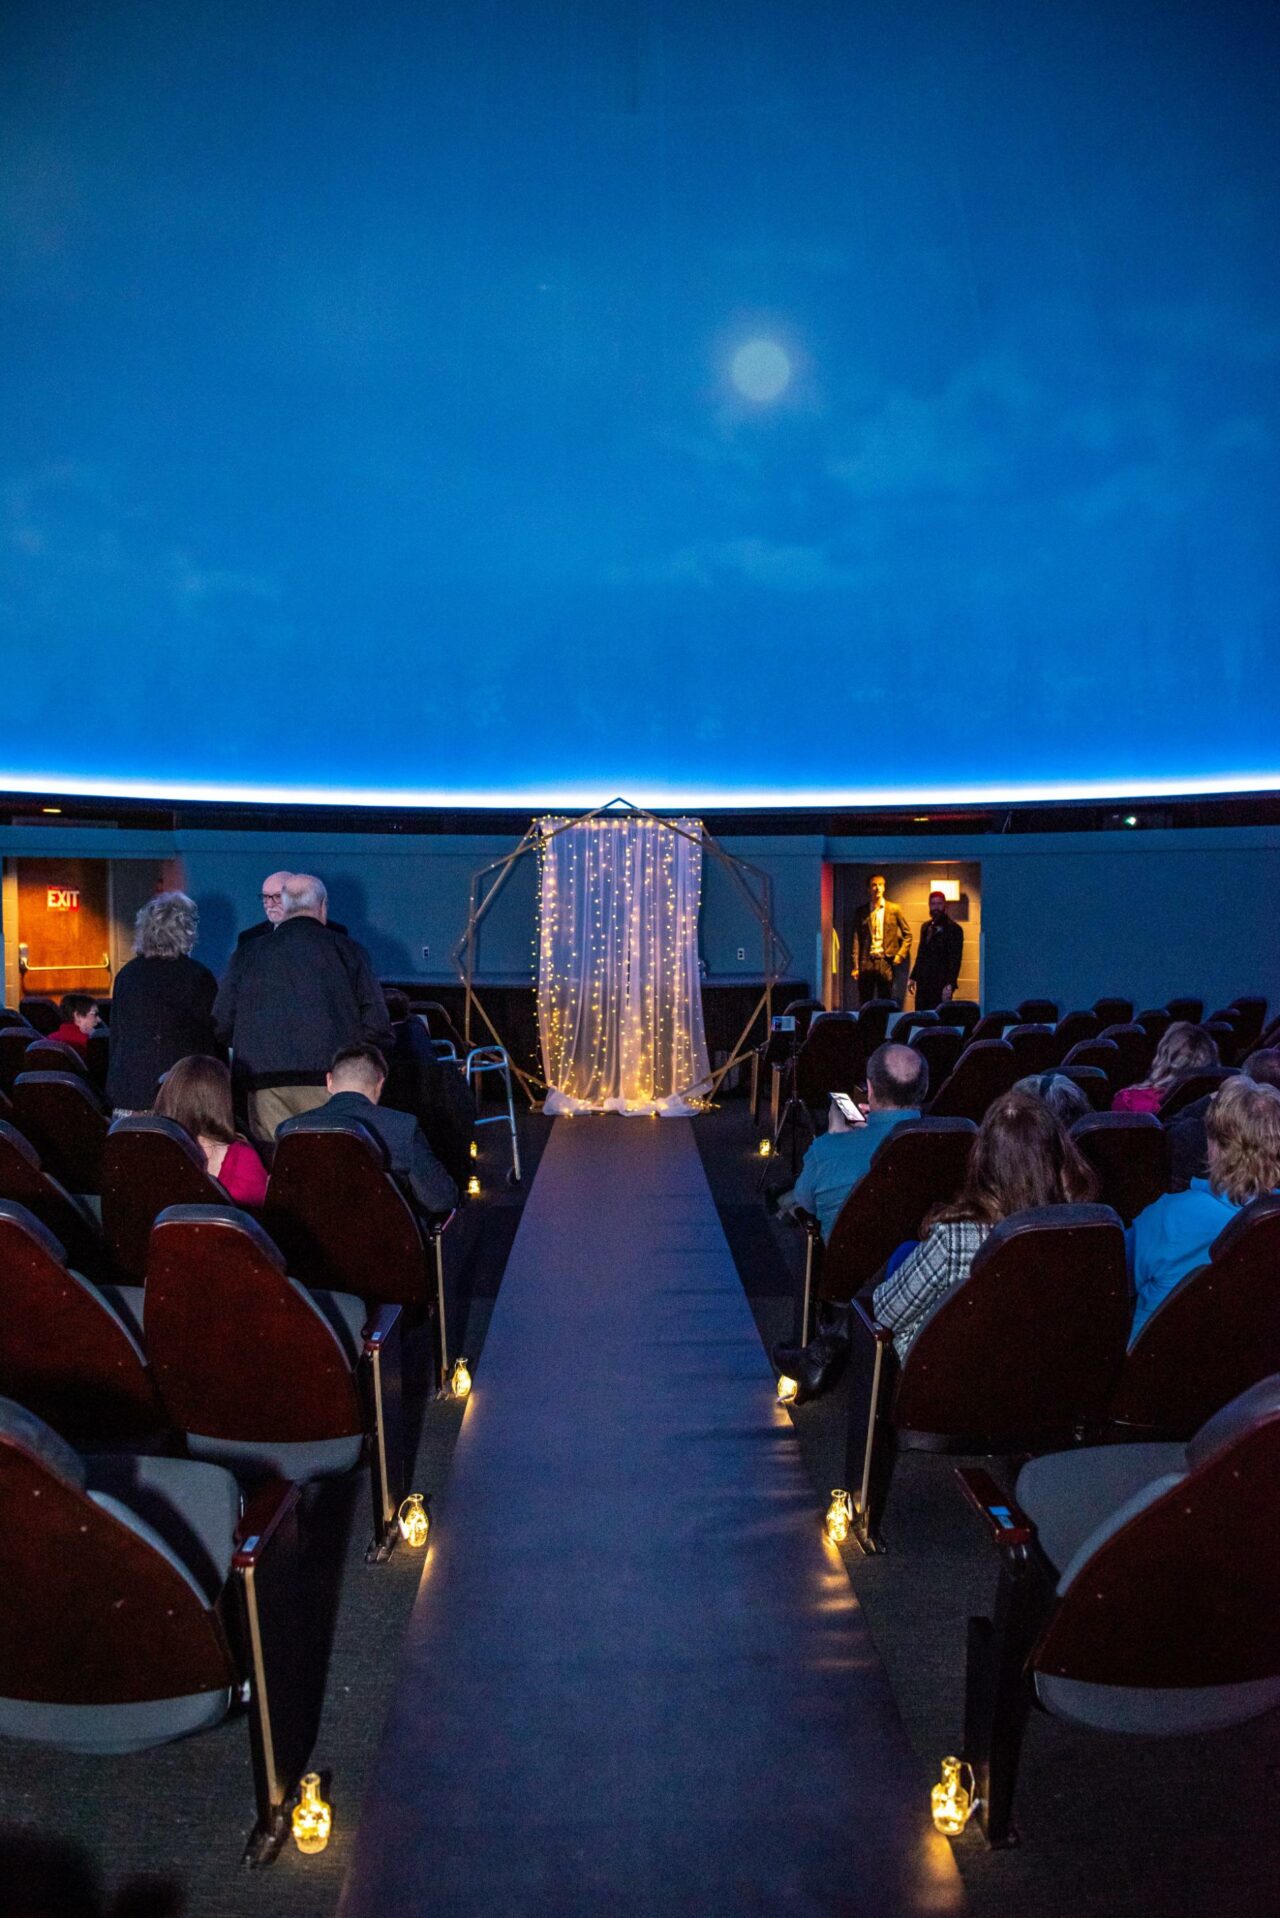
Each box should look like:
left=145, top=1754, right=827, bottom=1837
left=731, top=338, right=791, bottom=402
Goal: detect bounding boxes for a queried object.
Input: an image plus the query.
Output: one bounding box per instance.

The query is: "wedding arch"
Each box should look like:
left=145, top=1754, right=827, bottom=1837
left=452, top=798, right=790, bottom=1113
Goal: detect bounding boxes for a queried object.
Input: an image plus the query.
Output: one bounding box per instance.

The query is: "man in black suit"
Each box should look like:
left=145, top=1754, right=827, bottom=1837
left=280, top=1042, right=458, bottom=1216
left=853, top=874, right=912, bottom=1007
left=908, top=890, right=964, bottom=1010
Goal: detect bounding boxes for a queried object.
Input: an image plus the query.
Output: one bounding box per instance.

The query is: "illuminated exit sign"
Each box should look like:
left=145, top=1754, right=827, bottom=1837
left=46, top=888, right=80, bottom=911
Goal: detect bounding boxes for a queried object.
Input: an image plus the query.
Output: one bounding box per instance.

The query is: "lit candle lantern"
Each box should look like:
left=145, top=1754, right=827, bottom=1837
left=291, top=1773, right=332, bottom=1853
left=451, top=1357, right=472, bottom=1398
left=823, top=1489, right=854, bottom=1546
left=930, top=1756, right=976, bottom=1835
left=397, top=1493, right=430, bottom=1548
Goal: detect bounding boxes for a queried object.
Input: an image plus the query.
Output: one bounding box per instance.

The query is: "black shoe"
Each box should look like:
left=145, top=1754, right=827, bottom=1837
left=771, top=1331, right=849, bottom=1402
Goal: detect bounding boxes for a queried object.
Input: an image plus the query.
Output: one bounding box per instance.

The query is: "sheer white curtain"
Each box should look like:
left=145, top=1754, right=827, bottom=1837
left=537, top=814, right=712, bottom=1116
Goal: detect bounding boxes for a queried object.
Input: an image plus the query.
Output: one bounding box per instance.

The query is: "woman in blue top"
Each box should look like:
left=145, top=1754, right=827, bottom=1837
left=1129, top=1076, right=1280, bottom=1342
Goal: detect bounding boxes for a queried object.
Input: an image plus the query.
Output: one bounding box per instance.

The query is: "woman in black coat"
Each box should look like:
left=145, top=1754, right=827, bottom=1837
left=105, top=891, right=219, bottom=1114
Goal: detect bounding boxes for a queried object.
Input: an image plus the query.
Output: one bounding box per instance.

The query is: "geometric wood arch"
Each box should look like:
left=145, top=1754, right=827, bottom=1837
left=452, top=796, right=791, bottom=1108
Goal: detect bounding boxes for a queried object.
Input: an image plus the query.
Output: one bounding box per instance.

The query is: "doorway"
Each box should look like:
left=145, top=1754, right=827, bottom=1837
left=825, top=862, right=982, bottom=1011
left=2, top=858, right=176, bottom=1008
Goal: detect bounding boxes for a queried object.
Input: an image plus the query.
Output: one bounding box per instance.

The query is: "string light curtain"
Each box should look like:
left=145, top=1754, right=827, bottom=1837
left=537, top=814, right=712, bottom=1116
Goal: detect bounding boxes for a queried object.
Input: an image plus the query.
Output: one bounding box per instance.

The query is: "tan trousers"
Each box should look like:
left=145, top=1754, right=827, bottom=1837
left=249, top=1083, right=329, bottom=1143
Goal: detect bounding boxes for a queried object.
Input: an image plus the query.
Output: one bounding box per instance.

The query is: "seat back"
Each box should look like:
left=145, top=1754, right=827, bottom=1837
left=1157, top=1066, right=1236, bottom=1121
left=1053, top=1008, right=1100, bottom=1051
left=967, top=1010, right=1018, bottom=1047
left=1135, top=1007, right=1172, bottom=1045
left=926, top=1039, right=1018, bottom=1121
left=818, top=1119, right=976, bottom=1303
left=909, top=1026, right=964, bottom=1099
left=1093, top=997, right=1134, bottom=1027
left=0, top=1027, right=35, bottom=1095
left=1108, top=1195, right=1280, bottom=1436
left=1058, top=1065, right=1112, bottom=1112
left=101, top=1116, right=230, bottom=1282
left=11, top=1074, right=109, bottom=1195
left=146, top=1207, right=364, bottom=1445
left=0, top=1202, right=160, bottom=1444
left=1016, top=998, right=1059, bottom=1025
left=415, top=1000, right=467, bottom=1051
left=1099, top=1022, right=1155, bottom=1088
left=0, top=1397, right=235, bottom=1707
left=1165, top=997, right=1204, bottom=1025
left=793, top=1015, right=866, bottom=1108
left=853, top=1000, right=897, bottom=1051
left=18, top=998, right=60, bottom=1035
left=24, top=1039, right=88, bottom=1080
left=1228, top=997, right=1268, bottom=1050
left=1006, top=1025, right=1059, bottom=1077
left=783, top=997, right=825, bottom=1041
left=1070, top=1112, right=1169, bottom=1225
left=264, top=1122, right=429, bottom=1305
left=0, top=1009, right=32, bottom=1030
left=0, top=1120, right=108, bottom=1280
left=893, top=1009, right=938, bottom=1048
left=1203, top=1019, right=1239, bottom=1066
left=1034, top=1378, right=1280, bottom=1692
left=1061, top=1038, right=1121, bottom=1089
left=894, top=1205, right=1129, bottom=1445
left=934, top=999, right=981, bottom=1035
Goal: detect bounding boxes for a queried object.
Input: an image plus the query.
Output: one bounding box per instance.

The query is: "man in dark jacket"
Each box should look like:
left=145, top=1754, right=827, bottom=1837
left=908, top=890, right=964, bottom=1010
left=279, top=1042, right=458, bottom=1216
left=214, top=874, right=393, bottom=1141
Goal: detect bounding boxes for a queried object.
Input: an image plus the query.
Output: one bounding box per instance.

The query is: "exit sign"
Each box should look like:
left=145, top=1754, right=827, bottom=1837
left=46, top=888, right=80, bottom=911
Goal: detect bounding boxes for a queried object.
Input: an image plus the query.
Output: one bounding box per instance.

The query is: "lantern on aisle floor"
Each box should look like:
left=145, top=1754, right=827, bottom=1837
left=824, top=1489, right=854, bottom=1546
left=930, top=1756, right=976, bottom=1836
left=450, top=1357, right=472, bottom=1399
left=397, top=1493, right=430, bottom=1549
left=291, top=1773, right=332, bottom=1853
left=776, top=1373, right=798, bottom=1404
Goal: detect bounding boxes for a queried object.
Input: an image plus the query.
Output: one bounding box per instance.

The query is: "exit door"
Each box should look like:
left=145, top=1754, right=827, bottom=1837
left=14, top=859, right=113, bottom=998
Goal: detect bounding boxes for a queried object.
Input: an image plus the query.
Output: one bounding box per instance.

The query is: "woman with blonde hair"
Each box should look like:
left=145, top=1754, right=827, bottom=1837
left=153, top=1055, right=268, bottom=1207
left=1111, top=1020, right=1219, bottom=1115
left=105, top=891, right=218, bottom=1116
left=1129, top=1076, right=1280, bottom=1341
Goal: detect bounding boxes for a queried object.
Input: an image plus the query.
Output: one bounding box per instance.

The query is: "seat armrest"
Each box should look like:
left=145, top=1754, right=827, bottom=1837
left=795, top=1208, right=821, bottom=1240
left=955, top=1466, right=1035, bottom=1550
left=850, top=1297, right=893, bottom=1345
left=361, top=1302, right=404, bottom=1351
left=424, top=1207, right=458, bottom=1240
left=234, top=1477, right=301, bottom=1565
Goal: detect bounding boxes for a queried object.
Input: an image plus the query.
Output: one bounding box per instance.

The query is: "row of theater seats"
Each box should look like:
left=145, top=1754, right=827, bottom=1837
left=766, top=1004, right=1280, bottom=1842
left=756, top=992, right=1270, bottom=1130
left=0, top=1094, right=463, bottom=1862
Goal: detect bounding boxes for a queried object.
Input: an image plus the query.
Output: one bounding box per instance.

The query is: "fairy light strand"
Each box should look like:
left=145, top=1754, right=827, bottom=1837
left=535, top=813, right=710, bottom=1111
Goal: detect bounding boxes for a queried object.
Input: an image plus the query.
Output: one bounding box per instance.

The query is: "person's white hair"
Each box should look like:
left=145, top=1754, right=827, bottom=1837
left=134, top=891, right=199, bottom=959
left=282, top=874, right=328, bottom=917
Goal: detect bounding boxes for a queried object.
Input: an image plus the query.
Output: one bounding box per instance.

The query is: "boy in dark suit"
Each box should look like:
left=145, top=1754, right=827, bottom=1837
left=279, top=1042, right=458, bottom=1217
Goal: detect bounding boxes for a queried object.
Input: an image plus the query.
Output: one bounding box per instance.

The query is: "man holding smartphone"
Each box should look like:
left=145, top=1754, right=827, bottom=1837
left=774, top=1043, right=928, bottom=1242
left=771, top=1043, right=928, bottom=1391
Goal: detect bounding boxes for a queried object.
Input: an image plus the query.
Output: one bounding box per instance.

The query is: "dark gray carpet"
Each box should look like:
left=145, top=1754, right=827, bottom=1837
left=339, top=1115, right=966, bottom=1918
left=694, top=1098, right=1280, bottom=1918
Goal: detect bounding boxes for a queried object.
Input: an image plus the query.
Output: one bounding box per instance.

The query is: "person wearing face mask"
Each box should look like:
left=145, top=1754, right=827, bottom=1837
left=908, top=889, right=964, bottom=1010
left=852, top=873, right=912, bottom=1007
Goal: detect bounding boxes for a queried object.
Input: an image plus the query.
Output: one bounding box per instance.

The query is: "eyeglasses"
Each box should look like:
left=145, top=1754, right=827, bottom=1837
left=261, top=892, right=283, bottom=905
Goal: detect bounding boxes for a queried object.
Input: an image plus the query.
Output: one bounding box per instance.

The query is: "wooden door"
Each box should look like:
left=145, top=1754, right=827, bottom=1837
left=15, top=860, right=113, bottom=998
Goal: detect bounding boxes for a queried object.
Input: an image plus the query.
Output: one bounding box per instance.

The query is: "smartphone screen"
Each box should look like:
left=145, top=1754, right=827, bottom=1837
left=831, top=1092, right=867, bottom=1124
